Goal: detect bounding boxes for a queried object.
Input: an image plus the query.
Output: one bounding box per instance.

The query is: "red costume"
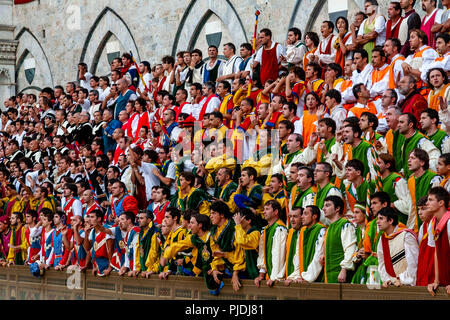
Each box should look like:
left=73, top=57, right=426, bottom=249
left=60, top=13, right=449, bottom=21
left=416, top=221, right=435, bottom=286
left=398, top=91, right=428, bottom=126
left=430, top=211, right=450, bottom=286
left=259, top=43, right=280, bottom=86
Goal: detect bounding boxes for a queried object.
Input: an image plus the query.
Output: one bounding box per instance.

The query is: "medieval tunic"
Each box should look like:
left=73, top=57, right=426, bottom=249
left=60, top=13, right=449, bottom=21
left=381, top=172, right=413, bottom=225
left=135, top=222, right=161, bottom=273
left=323, top=218, right=357, bottom=283
left=377, top=225, right=419, bottom=286
left=234, top=224, right=260, bottom=279
left=299, top=223, right=326, bottom=283
left=257, top=219, right=288, bottom=281
left=428, top=211, right=450, bottom=286
left=416, top=221, right=435, bottom=286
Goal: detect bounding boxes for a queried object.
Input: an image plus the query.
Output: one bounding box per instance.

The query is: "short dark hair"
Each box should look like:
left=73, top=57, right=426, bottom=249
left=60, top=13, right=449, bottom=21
left=379, top=153, right=396, bottom=173
left=192, top=213, right=210, bottom=231
left=316, top=162, right=333, bottom=178
left=264, top=200, right=282, bottom=216
left=260, top=28, right=272, bottom=38
left=344, top=122, right=362, bottom=138
left=345, top=159, right=365, bottom=176
left=387, top=38, right=402, bottom=53
left=426, top=68, right=448, bottom=89
left=439, top=153, right=450, bottom=166
left=378, top=207, right=398, bottom=226
left=224, top=42, right=236, bottom=53
left=402, top=112, right=418, bottom=130
left=361, top=111, right=379, bottom=131
left=428, top=187, right=450, bottom=208
left=242, top=167, right=258, bottom=181
left=324, top=196, right=345, bottom=215
left=210, top=200, right=232, bottom=219
left=323, top=21, right=334, bottom=32
left=288, top=27, right=302, bottom=40
left=353, top=48, right=369, bottom=62
left=420, top=108, right=439, bottom=126
left=305, top=205, right=321, bottom=222
left=166, top=207, right=181, bottom=223
left=327, top=63, right=342, bottom=78
left=324, top=89, right=342, bottom=104
left=411, top=148, right=430, bottom=170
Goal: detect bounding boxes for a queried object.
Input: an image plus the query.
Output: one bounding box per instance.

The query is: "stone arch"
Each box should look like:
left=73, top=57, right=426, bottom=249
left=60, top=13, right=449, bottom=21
left=289, top=0, right=327, bottom=33
left=15, top=28, right=53, bottom=89
left=172, top=0, right=248, bottom=56
left=80, top=7, right=140, bottom=75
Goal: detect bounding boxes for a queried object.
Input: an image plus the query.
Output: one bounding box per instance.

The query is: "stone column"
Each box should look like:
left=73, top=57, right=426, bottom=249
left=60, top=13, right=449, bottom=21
left=0, top=0, right=18, bottom=111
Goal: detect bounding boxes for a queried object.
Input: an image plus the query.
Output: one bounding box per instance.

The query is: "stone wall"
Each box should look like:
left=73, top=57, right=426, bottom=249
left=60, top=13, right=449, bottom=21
left=10, top=0, right=428, bottom=96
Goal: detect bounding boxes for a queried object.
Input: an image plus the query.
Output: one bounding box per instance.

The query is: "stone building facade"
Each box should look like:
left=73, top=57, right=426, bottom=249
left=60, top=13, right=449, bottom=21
left=0, top=0, right=431, bottom=106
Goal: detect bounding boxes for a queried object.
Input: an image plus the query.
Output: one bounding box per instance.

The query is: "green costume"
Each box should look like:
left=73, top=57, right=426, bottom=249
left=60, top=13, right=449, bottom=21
left=324, top=218, right=355, bottom=283
left=314, top=183, right=339, bottom=209
left=299, top=222, right=325, bottom=282
left=428, top=129, right=448, bottom=153
left=401, top=131, right=428, bottom=178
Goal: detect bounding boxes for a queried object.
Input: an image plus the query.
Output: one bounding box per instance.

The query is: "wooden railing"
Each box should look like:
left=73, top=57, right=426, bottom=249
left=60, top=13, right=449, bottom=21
left=0, top=266, right=448, bottom=300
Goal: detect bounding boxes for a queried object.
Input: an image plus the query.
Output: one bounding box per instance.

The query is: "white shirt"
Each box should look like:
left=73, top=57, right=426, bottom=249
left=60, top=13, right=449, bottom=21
left=404, top=45, right=440, bottom=73
left=255, top=42, right=285, bottom=65
left=98, top=86, right=111, bottom=102
left=257, top=223, right=288, bottom=281
left=358, top=15, right=386, bottom=47
left=351, top=64, right=374, bottom=89
left=314, top=34, right=336, bottom=65
left=377, top=227, right=419, bottom=286
left=61, top=197, right=83, bottom=217
left=138, top=162, right=161, bottom=201
left=138, top=72, right=153, bottom=93
left=80, top=72, right=92, bottom=91
left=286, top=41, right=307, bottom=66
left=301, top=227, right=326, bottom=282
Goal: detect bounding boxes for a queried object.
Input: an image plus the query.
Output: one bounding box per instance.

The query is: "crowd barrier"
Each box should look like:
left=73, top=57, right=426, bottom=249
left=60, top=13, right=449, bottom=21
left=0, top=266, right=448, bottom=300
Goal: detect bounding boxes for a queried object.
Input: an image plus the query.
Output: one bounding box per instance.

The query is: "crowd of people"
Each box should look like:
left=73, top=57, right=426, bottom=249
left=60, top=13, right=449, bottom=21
left=0, top=0, right=449, bottom=296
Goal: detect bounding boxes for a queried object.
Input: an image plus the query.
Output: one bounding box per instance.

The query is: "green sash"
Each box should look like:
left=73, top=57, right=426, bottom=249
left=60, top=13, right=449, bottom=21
left=263, top=220, right=287, bottom=276
left=285, top=149, right=302, bottom=165
left=286, top=229, right=299, bottom=276
left=244, top=226, right=260, bottom=279
left=139, top=223, right=158, bottom=271
left=351, top=224, right=367, bottom=284
left=325, top=218, right=353, bottom=283
left=401, top=131, right=426, bottom=178
left=301, top=223, right=325, bottom=281
left=412, top=170, right=438, bottom=230
left=320, top=137, right=336, bottom=162
left=429, top=129, right=447, bottom=152
left=314, top=183, right=337, bottom=209
left=214, top=181, right=238, bottom=202
left=352, top=140, right=372, bottom=177
left=363, top=219, right=382, bottom=268
left=294, top=186, right=314, bottom=208
left=191, top=232, right=222, bottom=291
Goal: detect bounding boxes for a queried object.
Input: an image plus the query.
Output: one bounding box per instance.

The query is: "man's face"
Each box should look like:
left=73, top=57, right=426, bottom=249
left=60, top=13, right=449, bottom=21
left=387, top=3, right=400, bottom=19
left=119, top=214, right=128, bottom=231
left=263, top=205, right=276, bottom=222
left=10, top=214, right=18, bottom=227
left=155, top=188, right=165, bottom=202
left=313, top=164, right=327, bottom=184
left=397, top=114, right=411, bottom=135
left=111, top=183, right=122, bottom=197
left=359, top=115, right=370, bottom=131
left=281, top=104, right=291, bottom=119
left=376, top=215, right=391, bottom=232
left=322, top=200, right=336, bottom=219
left=371, top=51, right=384, bottom=68
left=289, top=166, right=299, bottom=183
left=163, top=212, right=175, bottom=228
left=344, top=165, right=360, bottom=182
left=422, top=0, right=435, bottom=12
left=269, top=177, right=282, bottom=194
left=210, top=210, right=222, bottom=226
left=320, top=22, right=331, bottom=37
left=82, top=190, right=93, bottom=204
left=343, top=59, right=353, bottom=76
left=364, top=2, right=375, bottom=15
left=353, top=208, right=366, bottom=225
left=286, top=134, right=300, bottom=153
left=426, top=194, right=442, bottom=214
left=305, top=66, right=315, bottom=79
left=409, top=31, right=421, bottom=50
left=239, top=171, right=251, bottom=187
left=301, top=207, right=315, bottom=227
left=288, top=210, right=302, bottom=230
left=258, top=32, right=270, bottom=46
left=342, top=126, right=355, bottom=144
left=137, top=213, right=150, bottom=228
left=41, top=216, right=51, bottom=228
left=429, top=70, right=444, bottom=89
left=436, top=157, right=450, bottom=176
left=385, top=107, right=399, bottom=128
left=25, top=214, right=34, bottom=225
left=419, top=112, right=434, bottom=131
left=53, top=214, right=62, bottom=226
left=408, top=152, right=423, bottom=172
left=287, top=31, right=297, bottom=44
left=208, top=47, right=218, bottom=59
left=370, top=198, right=386, bottom=217
left=240, top=45, right=251, bottom=59
left=353, top=53, right=366, bottom=70
left=435, top=37, right=450, bottom=55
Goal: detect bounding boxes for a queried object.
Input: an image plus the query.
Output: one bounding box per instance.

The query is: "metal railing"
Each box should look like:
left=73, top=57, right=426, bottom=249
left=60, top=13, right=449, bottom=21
left=0, top=266, right=448, bottom=300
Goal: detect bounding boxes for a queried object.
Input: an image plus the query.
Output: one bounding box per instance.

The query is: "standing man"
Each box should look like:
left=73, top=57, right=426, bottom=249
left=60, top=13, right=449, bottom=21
left=255, top=200, right=288, bottom=287
left=322, top=196, right=357, bottom=283
left=377, top=207, right=419, bottom=287
left=284, top=207, right=303, bottom=283
left=253, top=28, right=284, bottom=86
left=356, top=1, right=386, bottom=62
left=398, top=0, right=422, bottom=56
left=217, top=43, right=243, bottom=84
left=420, top=0, right=444, bottom=49
left=313, top=21, right=337, bottom=68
